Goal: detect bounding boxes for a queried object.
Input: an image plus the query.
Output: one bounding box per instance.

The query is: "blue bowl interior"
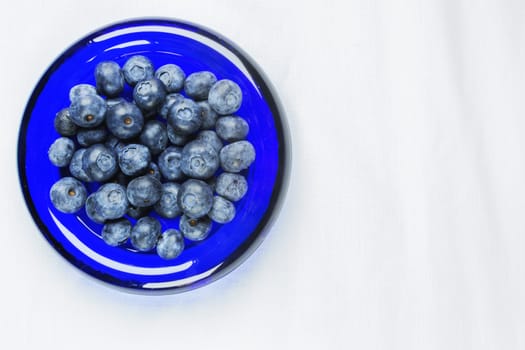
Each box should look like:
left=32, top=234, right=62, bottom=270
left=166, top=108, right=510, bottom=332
left=18, top=19, right=287, bottom=292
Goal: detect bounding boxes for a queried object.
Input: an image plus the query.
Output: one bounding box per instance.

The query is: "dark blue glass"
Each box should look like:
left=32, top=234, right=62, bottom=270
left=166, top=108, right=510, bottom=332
left=18, top=18, right=289, bottom=293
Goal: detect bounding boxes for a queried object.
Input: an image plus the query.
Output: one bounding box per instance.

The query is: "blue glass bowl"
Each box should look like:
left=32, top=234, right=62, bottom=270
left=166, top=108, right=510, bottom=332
left=18, top=18, right=289, bottom=293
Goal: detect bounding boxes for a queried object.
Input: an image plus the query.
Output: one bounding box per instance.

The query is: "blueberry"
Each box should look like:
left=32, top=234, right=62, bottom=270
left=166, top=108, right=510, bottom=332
left=158, top=146, right=184, bottom=181
left=215, top=172, right=248, bottom=201
left=126, top=175, right=162, bottom=207
left=69, top=84, right=97, bottom=102
left=179, top=215, right=212, bottom=241
left=54, top=108, right=78, bottom=136
left=95, top=61, right=124, bottom=97
left=154, top=182, right=181, bottom=218
left=105, top=136, right=127, bottom=154
left=219, top=140, right=256, bottom=172
left=105, top=101, right=144, bottom=139
left=122, top=55, right=154, bottom=86
left=118, top=144, right=151, bottom=176
left=49, top=177, right=87, bottom=213
left=156, top=229, right=184, bottom=260
left=102, top=218, right=131, bottom=246
left=106, top=97, right=127, bottom=109
left=177, top=179, right=213, bottom=218
left=133, top=78, right=166, bottom=112
left=208, top=196, right=236, bottom=223
left=146, top=162, right=161, bottom=180
left=82, top=144, right=118, bottom=182
left=167, top=98, right=202, bottom=135
left=181, top=140, right=219, bottom=179
left=139, top=120, right=168, bottom=155
left=130, top=216, right=161, bottom=251
left=208, top=79, right=242, bottom=115
left=196, top=130, right=223, bottom=153
left=167, top=124, right=190, bottom=146
left=69, top=94, right=107, bottom=128
left=48, top=137, right=75, bottom=167
left=85, top=193, right=105, bottom=224
left=155, top=64, right=185, bottom=92
left=196, top=101, right=219, bottom=129
left=127, top=205, right=152, bottom=219
left=69, top=149, right=91, bottom=182
left=215, top=116, right=249, bottom=142
left=76, top=126, right=108, bottom=147
left=158, top=93, right=184, bottom=119
left=92, top=183, right=129, bottom=220
left=184, top=71, right=217, bottom=100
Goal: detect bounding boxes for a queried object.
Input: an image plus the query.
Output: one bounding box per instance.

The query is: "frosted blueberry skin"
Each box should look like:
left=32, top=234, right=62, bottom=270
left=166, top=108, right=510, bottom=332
left=181, top=140, right=220, bottom=180
left=105, top=101, right=144, bottom=140
left=180, top=214, right=212, bottom=241
left=184, top=71, right=217, bottom=100
left=126, top=175, right=162, bottom=207
left=126, top=205, right=152, bottom=219
left=49, top=177, right=87, bottom=214
left=106, top=97, right=127, bottom=109
left=156, top=229, right=185, bottom=260
left=54, top=108, right=78, bottom=136
left=118, top=144, right=151, bottom=176
left=105, top=136, right=127, bottom=155
left=219, top=140, right=256, bottom=173
left=130, top=216, right=161, bottom=252
left=167, top=124, right=190, bottom=146
left=133, top=78, right=167, bottom=112
left=196, top=101, right=218, bottom=130
left=82, top=144, right=118, bottom=182
left=95, top=61, right=124, bottom=98
left=76, top=126, right=108, bottom=147
left=158, top=146, right=184, bottom=181
left=155, top=64, right=185, bottom=93
left=122, top=55, right=154, bottom=86
left=102, top=218, right=131, bottom=246
left=146, top=162, right=161, bottom=180
left=92, top=183, right=129, bottom=220
left=215, top=172, right=248, bottom=201
left=154, top=182, right=181, bottom=218
left=69, top=94, right=107, bottom=128
left=215, top=116, right=249, bottom=142
left=139, top=120, right=168, bottom=155
left=69, top=148, right=91, bottom=182
left=158, top=93, right=184, bottom=119
left=208, top=79, right=242, bottom=115
left=48, top=137, right=75, bottom=167
left=85, top=193, right=105, bottom=224
left=167, top=98, right=202, bottom=135
left=208, top=195, right=236, bottom=223
left=177, top=179, right=213, bottom=219
left=69, top=83, right=97, bottom=102
left=196, top=130, right=223, bottom=153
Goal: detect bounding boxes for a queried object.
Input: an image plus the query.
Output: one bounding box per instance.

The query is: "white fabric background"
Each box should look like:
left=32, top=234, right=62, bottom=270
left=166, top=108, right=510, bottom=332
left=1, top=1, right=524, bottom=349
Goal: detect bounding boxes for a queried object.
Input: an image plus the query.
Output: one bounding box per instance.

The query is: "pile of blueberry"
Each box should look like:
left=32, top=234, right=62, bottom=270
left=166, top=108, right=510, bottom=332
left=48, top=55, right=255, bottom=260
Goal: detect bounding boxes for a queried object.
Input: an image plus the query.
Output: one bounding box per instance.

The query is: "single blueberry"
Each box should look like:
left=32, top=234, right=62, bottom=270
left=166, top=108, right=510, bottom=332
left=154, top=182, right=181, bottom=218
left=95, top=61, right=124, bottom=97
left=105, top=101, right=144, bottom=140
left=158, top=146, right=184, bottom=181
left=208, top=196, right=236, bottom=224
left=215, top=172, right=248, bottom=201
left=69, top=94, right=107, bottom=128
left=54, top=108, right=78, bottom=136
left=146, top=162, right=161, bottom=180
left=118, top=144, right=151, bottom=176
left=208, top=79, right=242, bottom=115
left=155, top=64, right=185, bottom=92
left=196, top=100, right=219, bottom=130
left=167, top=124, right=190, bottom=146
left=126, top=175, right=162, bottom=207
left=85, top=193, right=105, bottom=224
left=127, top=205, right=152, bottom=219
left=180, top=140, right=220, bottom=179
left=215, top=115, right=249, bottom=142
left=177, top=179, right=213, bottom=218
left=167, top=98, right=202, bottom=135
left=92, top=183, right=129, bottom=220
left=82, top=144, right=118, bottom=182
left=156, top=229, right=185, bottom=260
left=122, top=55, right=154, bottom=86
left=179, top=215, right=212, bottom=241
left=133, top=78, right=166, bottom=112
left=139, top=120, right=168, bottom=155
left=219, top=140, right=256, bottom=173
left=102, top=219, right=131, bottom=246
left=184, top=71, right=217, bottom=100
left=76, top=126, right=108, bottom=147
left=130, top=216, right=161, bottom=251
left=69, top=148, right=91, bottom=182
left=49, top=177, right=87, bottom=214
left=158, top=93, right=185, bottom=119
left=48, top=137, right=75, bottom=167
left=69, top=84, right=97, bottom=102
left=196, top=130, right=223, bottom=153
